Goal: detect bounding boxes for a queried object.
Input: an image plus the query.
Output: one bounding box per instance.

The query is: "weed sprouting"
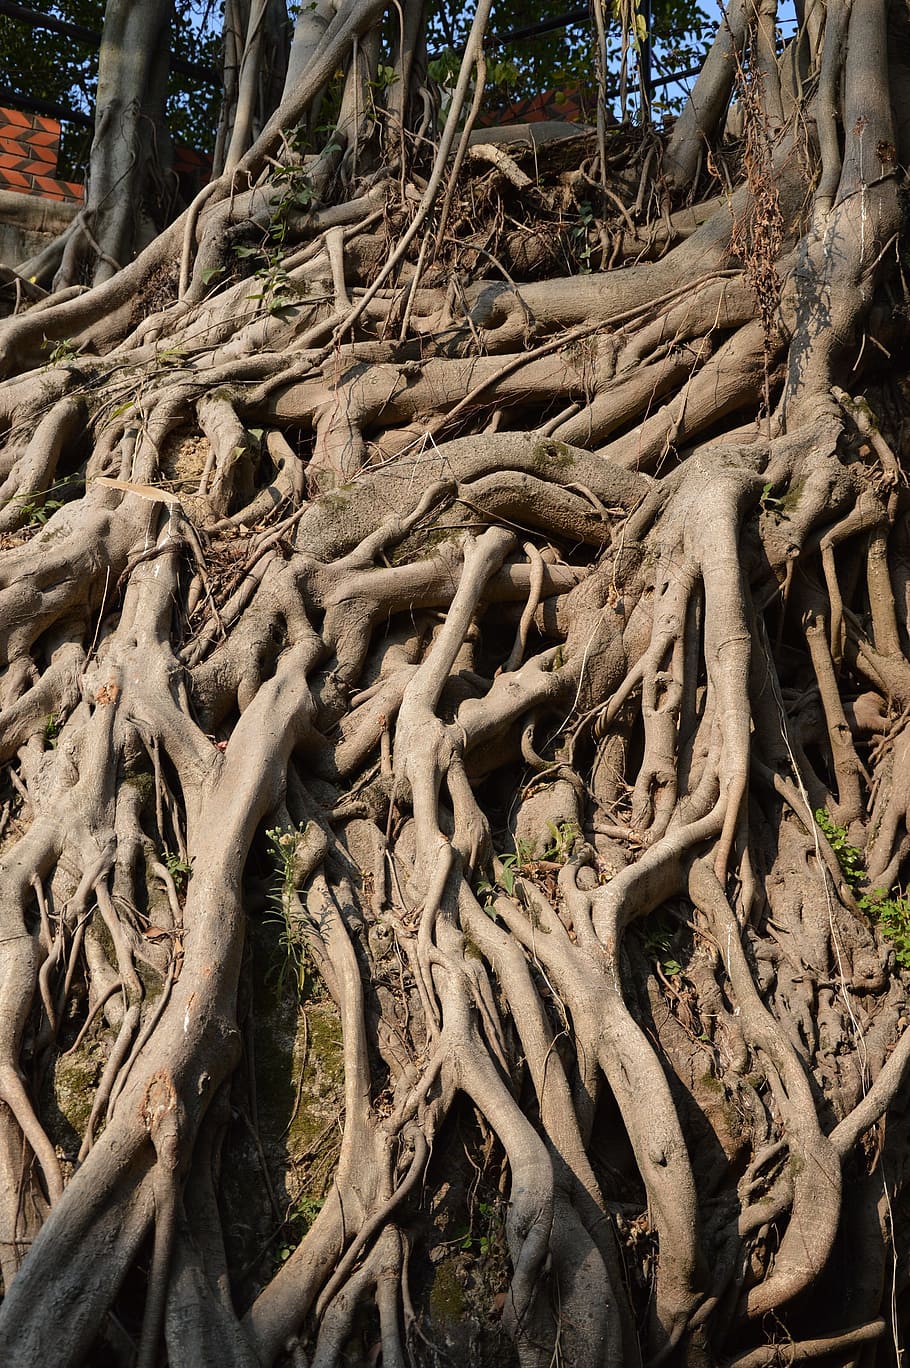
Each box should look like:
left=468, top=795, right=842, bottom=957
left=816, top=809, right=910, bottom=968
left=642, top=914, right=684, bottom=978
left=265, top=824, right=313, bottom=993
left=275, top=1192, right=326, bottom=1267
left=163, top=850, right=193, bottom=894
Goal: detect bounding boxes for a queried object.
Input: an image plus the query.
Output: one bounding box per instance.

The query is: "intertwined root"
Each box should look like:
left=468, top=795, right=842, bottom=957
left=0, top=385, right=906, bottom=1368
left=0, top=2, right=908, bottom=1365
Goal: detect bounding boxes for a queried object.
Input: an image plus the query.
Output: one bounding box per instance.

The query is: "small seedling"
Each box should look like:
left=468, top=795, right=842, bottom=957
left=760, top=481, right=783, bottom=511
left=43, top=336, right=81, bottom=367
left=265, top=824, right=312, bottom=992
left=164, top=850, right=193, bottom=894
left=642, top=916, right=683, bottom=977
left=816, top=809, right=910, bottom=969
left=369, top=63, right=399, bottom=94
left=20, top=497, right=63, bottom=528
left=275, top=1192, right=325, bottom=1266
left=541, top=820, right=580, bottom=864
left=154, top=344, right=188, bottom=368
left=247, top=259, right=302, bottom=317
left=460, top=1197, right=502, bottom=1258
left=571, top=200, right=597, bottom=274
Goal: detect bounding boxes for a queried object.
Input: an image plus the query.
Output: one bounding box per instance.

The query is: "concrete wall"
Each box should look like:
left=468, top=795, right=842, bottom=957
left=0, top=189, right=77, bottom=268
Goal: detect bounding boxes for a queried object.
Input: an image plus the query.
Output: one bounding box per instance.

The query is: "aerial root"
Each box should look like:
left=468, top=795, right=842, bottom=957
left=724, top=1318, right=886, bottom=1368
left=689, top=860, right=842, bottom=1317
left=490, top=857, right=704, bottom=1353
left=138, top=1073, right=182, bottom=1368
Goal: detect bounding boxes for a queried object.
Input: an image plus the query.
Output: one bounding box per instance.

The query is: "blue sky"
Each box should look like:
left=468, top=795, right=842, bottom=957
left=649, top=2, right=800, bottom=111
left=699, top=2, right=798, bottom=36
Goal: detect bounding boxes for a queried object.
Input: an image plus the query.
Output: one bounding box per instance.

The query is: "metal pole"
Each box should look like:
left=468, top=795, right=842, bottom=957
left=641, top=0, right=653, bottom=108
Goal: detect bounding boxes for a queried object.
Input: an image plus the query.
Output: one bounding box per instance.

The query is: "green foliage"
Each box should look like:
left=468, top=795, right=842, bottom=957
left=228, top=150, right=317, bottom=312
left=474, top=838, right=530, bottom=913
left=760, top=481, right=783, bottom=512
left=496, top=853, right=517, bottom=894
left=475, top=825, right=579, bottom=917
left=814, top=809, right=866, bottom=888
left=267, top=153, right=319, bottom=248
left=247, top=257, right=304, bottom=316
left=614, top=0, right=649, bottom=47
left=43, top=336, right=81, bottom=367
left=541, top=820, right=580, bottom=863
left=369, top=62, right=399, bottom=94
left=164, top=849, right=193, bottom=893
left=19, top=496, right=63, bottom=527
left=873, top=898, right=910, bottom=970
left=275, top=1191, right=325, bottom=1265
left=11, top=474, right=69, bottom=529
left=642, top=914, right=683, bottom=977
left=0, top=0, right=221, bottom=182
left=3, top=0, right=714, bottom=197
left=815, top=809, right=910, bottom=969
left=0, top=0, right=101, bottom=178
left=168, top=0, right=223, bottom=159
left=460, top=1197, right=502, bottom=1259
left=571, top=201, right=596, bottom=273
left=426, top=0, right=711, bottom=119
left=265, top=824, right=312, bottom=993
left=154, top=344, right=188, bottom=369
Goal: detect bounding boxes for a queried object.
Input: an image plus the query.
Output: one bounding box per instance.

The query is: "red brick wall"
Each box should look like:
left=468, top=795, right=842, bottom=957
left=0, top=108, right=84, bottom=202
left=476, top=87, right=593, bottom=128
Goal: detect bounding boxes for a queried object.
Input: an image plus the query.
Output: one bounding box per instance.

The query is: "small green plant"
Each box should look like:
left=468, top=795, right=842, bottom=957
left=164, top=850, right=193, bottom=894
left=154, top=344, right=188, bottom=368
left=815, top=808, right=866, bottom=887
left=541, top=820, right=581, bottom=864
left=571, top=201, right=597, bottom=274
left=43, top=336, right=81, bottom=366
left=873, top=898, right=910, bottom=968
left=642, top=916, right=683, bottom=978
left=460, top=1198, right=502, bottom=1259
left=275, top=1192, right=325, bottom=1266
left=474, top=838, right=535, bottom=915
left=427, top=51, right=461, bottom=88
left=266, top=824, right=311, bottom=992
left=487, top=57, right=519, bottom=89
left=19, top=497, right=63, bottom=528
left=473, top=871, right=498, bottom=915
left=369, top=63, right=399, bottom=95
left=43, top=713, right=61, bottom=748
left=759, top=481, right=783, bottom=512
left=268, top=160, right=318, bottom=248
left=497, top=851, right=521, bottom=897
left=247, top=257, right=303, bottom=317
left=815, top=809, right=910, bottom=968
left=499, top=838, right=534, bottom=895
